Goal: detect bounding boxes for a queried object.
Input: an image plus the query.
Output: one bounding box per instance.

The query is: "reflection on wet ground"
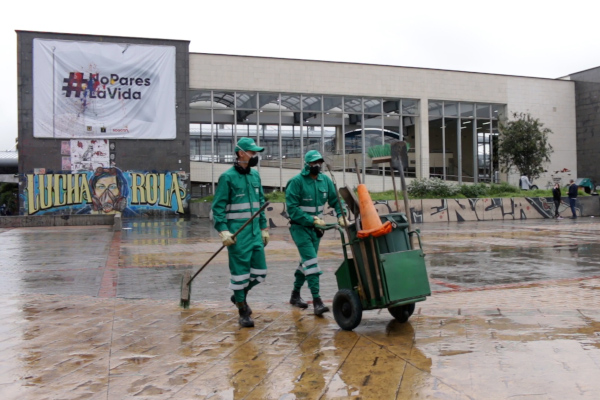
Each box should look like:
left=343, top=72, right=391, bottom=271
left=0, top=217, right=599, bottom=398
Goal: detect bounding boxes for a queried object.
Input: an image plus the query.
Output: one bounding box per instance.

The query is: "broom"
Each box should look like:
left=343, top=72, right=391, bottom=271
left=180, top=201, right=270, bottom=308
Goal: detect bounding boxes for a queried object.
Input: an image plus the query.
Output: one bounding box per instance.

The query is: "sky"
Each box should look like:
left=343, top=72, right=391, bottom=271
left=2, top=0, right=600, bottom=151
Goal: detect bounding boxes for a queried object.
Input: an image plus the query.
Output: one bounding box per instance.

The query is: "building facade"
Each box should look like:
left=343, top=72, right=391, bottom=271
left=16, top=31, right=581, bottom=216
left=16, top=31, right=190, bottom=216
left=565, top=67, right=600, bottom=187
left=188, top=53, right=577, bottom=194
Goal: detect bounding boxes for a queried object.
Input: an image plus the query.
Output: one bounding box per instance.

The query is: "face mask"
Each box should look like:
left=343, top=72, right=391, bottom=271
left=248, top=155, right=259, bottom=167
left=92, top=188, right=126, bottom=213
left=309, top=164, right=321, bottom=175
left=239, top=150, right=259, bottom=168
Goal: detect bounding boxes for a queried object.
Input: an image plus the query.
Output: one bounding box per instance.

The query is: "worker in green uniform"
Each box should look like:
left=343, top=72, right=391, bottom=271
left=285, top=150, right=347, bottom=316
left=212, top=137, right=270, bottom=328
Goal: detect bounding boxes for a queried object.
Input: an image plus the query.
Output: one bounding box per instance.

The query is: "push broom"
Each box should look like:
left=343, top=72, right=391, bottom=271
left=180, top=201, right=270, bottom=309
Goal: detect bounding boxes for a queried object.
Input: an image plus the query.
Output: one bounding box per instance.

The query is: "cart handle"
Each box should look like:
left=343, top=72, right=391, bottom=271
left=408, top=229, right=424, bottom=251
left=319, top=223, right=340, bottom=231
left=319, top=223, right=349, bottom=260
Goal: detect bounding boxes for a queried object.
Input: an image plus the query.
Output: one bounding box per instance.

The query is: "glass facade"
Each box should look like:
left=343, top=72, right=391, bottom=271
left=190, top=91, right=419, bottom=189
left=189, top=91, right=505, bottom=189
left=428, top=101, right=503, bottom=183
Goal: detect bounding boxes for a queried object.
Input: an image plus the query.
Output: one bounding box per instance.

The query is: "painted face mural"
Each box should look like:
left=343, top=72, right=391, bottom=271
left=90, top=168, right=128, bottom=214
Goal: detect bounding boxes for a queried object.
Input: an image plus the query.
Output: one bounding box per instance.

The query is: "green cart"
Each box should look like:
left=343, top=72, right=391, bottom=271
left=331, top=213, right=431, bottom=331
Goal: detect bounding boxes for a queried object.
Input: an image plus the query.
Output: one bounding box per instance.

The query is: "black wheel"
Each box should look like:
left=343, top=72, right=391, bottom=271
left=388, top=303, right=415, bottom=323
left=332, top=289, right=362, bottom=331
left=530, top=185, right=539, bottom=190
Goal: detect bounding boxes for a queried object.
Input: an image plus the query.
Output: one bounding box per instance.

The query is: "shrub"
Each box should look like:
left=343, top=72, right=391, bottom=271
left=264, top=191, right=286, bottom=202
left=488, top=182, right=520, bottom=196
left=407, top=178, right=460, bottom=198
left=459, top=183, right=489, bottom=198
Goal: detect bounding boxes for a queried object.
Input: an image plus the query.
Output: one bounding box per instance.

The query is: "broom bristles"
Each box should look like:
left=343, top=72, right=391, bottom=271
left=180, top=270, right=192, bottom=309
left=367, top=143, right=391, bottom=159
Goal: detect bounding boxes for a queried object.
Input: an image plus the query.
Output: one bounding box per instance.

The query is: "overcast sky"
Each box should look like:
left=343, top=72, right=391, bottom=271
left=2, top=0, right=600, bottom=151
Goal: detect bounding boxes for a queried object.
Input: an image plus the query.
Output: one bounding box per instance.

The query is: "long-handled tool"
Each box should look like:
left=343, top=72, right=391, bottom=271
left=180, top=201, right=270, bottom=308
left=323, top=158, right=366, bottom=301
left=351, top=160, right=380, bottom=301
left=368, top=140, right=415, bottom=249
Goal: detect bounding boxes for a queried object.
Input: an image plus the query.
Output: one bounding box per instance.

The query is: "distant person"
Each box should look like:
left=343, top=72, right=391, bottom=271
left=568, top=179, right=578, bottom=219
left=552, top=183, right=563, bottom=219
left=520, top=174, right=532, bottom=190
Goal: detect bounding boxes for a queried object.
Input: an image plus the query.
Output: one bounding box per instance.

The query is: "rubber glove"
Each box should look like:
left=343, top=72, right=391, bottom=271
left=261, top=229, right=270, bottom=247
left=337, top=216, right=349, bottom=227
left=313, top=216, right=326, bottom=227
left=219, top=231, right=236, bottom=246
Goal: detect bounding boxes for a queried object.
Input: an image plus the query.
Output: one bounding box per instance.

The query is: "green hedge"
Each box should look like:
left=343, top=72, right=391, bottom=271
left=190, top=179, right=578, bottom=203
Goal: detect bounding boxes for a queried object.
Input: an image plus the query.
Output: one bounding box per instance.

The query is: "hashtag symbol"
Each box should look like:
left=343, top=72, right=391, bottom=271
left=62, top=72, right=84, bottom=98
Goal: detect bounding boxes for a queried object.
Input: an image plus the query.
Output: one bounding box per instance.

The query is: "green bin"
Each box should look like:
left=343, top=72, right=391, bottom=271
left=333, top=212, right=431, bottom=330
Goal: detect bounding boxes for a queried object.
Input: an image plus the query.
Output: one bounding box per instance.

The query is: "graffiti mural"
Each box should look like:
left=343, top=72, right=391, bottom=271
left=213, top=197, right=587, bottom=227
left=262, top=199, right=425, bottom=228
left=422, top=199, right=448, bottom=223
left=425, top=197, right=582, bottom=223
left=23, top=167, right=188, bottom=216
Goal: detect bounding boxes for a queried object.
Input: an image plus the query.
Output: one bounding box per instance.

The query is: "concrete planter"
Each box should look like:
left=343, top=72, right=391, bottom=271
left=189, top=201, right=212, bottom=218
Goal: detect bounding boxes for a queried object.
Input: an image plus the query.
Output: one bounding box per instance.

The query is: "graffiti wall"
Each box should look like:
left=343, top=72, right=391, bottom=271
left=422, top=197, right=581, bottom=222
left=257, top=197, right=583, bottom=227
left=22, top=167, right=188, bottom=216
left=261, top=199, right=425, bottom=228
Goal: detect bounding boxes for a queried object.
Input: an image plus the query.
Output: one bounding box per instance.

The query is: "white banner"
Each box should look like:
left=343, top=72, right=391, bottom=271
left=33, top=39, right=176, bottom=139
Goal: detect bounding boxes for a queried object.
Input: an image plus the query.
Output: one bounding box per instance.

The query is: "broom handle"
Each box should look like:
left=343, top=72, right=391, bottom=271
left=187, top=201, right=270, bottom=285
left=397, top=157, right=415, bottom=249
left=325, top=162, right=366, bottom=301
left=353, top=159, right=362, bottom=184
left=389, top=167, right=400, bottom=212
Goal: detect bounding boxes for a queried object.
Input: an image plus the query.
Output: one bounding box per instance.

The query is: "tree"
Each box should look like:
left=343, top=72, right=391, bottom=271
left=497, top=112, right=553, bottom=181
left=0, top=183, right=18, bottom=215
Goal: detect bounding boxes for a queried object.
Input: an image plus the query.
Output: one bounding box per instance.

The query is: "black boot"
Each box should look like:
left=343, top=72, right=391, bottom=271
left=313, top=297, right=329, bottom=316
left=289, top=290, right=308, bottom=309
left=236, top=302, right=254, bottom=328
left=231, top=293, right=252, bottom=315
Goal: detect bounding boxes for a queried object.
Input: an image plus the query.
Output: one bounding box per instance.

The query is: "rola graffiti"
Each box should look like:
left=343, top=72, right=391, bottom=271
left=24, top=167, right=187, bottom=216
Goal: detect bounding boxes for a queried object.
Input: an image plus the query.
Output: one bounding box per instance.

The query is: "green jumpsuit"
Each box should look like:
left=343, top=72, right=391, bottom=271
left=212, top=167, right=268, bottom=303
left=285, top=167, right=343, bottom=298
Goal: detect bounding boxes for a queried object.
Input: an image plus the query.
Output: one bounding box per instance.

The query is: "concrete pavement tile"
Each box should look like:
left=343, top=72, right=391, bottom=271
left=319, top=335, right=405, bottom=399
left=1, top=219, right=600, bottom=398
left=396, top=362, right=472, bottom=400
left=246, top=327, right=360, bottom=399
left=107, top=374, right=174, bottom=399
left=25, top=359, right=110, bottom=400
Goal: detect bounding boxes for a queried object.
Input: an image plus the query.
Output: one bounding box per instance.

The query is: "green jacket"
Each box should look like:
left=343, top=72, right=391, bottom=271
left=212, top=167, right=267, bottom=233
left=285, top=169, right=343, bottom=227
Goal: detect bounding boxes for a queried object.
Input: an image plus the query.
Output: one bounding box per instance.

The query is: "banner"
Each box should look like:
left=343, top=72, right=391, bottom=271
left=33, top=39, right=176, bottom=139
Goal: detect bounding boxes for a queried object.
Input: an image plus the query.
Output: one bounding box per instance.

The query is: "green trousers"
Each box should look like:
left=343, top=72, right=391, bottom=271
left=290, top=224, right=322, bottom=299
left=226, top=221, right=267, bottom=303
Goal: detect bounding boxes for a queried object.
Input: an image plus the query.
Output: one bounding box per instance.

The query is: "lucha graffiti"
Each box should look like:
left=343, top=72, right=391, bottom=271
left=23, top=167, right=188, bottom=216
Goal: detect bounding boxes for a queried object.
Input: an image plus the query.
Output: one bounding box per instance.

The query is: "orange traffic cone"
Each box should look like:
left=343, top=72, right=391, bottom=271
left=356, top=184, right=392, bottom=239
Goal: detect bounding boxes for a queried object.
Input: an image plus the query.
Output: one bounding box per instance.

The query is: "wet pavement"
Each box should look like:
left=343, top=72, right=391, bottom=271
left=0, top=217, right=599, bottom=399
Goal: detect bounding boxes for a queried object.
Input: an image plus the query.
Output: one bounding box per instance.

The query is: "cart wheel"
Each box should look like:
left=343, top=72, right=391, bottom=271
left=333, top=289, right=363, bottom=331
left=388, top=303, right=415, bottom=323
